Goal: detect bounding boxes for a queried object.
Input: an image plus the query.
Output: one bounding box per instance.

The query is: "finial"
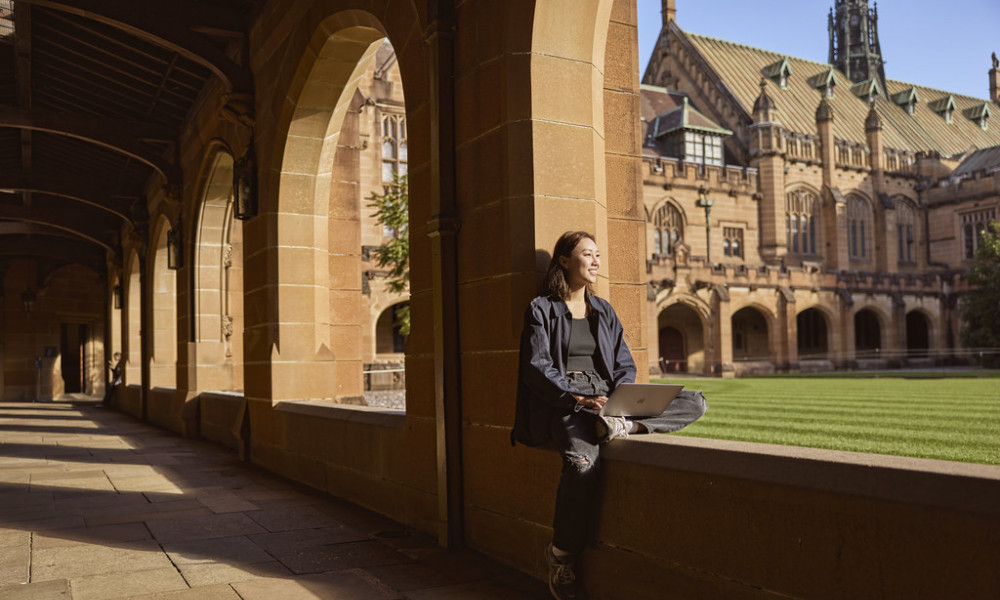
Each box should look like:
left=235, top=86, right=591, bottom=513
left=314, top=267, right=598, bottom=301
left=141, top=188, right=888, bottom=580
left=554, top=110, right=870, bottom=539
left=760, top=77, right=768, bottom=92
left=993, top=52, right=998, bottom=70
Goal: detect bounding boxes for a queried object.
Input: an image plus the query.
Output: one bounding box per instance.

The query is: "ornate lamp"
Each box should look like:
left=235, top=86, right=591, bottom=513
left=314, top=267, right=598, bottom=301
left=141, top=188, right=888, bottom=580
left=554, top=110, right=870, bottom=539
left=233, top=142, right=258, bottom=220
left=696, top=186, right=715, bottom=265
left=167, top=224, right=183, bottom=270
left=21, top=287, right=36, bottom=313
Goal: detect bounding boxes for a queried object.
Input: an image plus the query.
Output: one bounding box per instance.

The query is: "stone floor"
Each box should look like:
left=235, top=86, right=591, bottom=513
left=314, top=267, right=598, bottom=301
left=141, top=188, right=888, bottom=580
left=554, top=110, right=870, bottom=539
left=0, top=400, right=549, bottom=599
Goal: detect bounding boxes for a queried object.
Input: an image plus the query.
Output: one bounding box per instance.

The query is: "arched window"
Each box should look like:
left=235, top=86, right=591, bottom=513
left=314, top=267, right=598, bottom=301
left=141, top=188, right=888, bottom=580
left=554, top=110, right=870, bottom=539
left=894, top=196, right=916, bottom=264
left=380, top=112, right=407, bottom=183
left=847, top=195, right=873, bottom=261
left=785, top=188, right=819, bottom=256
left=653, top=202, right=683, bottom=257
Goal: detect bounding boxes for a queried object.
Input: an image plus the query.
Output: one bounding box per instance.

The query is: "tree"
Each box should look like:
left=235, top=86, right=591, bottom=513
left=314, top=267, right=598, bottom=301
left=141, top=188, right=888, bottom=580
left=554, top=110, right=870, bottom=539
left=959, top=220, right=1000, bottom=367
left=367, top=174, right=410, bottom=336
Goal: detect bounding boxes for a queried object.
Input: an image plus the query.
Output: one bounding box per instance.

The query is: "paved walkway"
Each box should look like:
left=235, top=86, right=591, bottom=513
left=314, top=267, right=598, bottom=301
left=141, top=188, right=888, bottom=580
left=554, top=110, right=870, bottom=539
left=0, top=400, right=549, bottom=600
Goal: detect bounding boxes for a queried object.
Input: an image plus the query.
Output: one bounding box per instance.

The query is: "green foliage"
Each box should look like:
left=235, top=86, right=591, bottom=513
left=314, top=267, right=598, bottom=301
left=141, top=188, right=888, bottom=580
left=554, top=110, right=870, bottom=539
left=959, top=221, right=1000, bottom=367
left=368, top=174, right=410, bottom=336
left=653, top=376, right=1000, bottom=465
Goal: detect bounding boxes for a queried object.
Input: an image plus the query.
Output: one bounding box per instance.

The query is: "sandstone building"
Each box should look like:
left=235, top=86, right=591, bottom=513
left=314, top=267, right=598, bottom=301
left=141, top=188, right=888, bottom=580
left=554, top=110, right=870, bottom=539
left=0, top=1, right=996, bottom=598
left=641, top=0, right=1000, bottom=376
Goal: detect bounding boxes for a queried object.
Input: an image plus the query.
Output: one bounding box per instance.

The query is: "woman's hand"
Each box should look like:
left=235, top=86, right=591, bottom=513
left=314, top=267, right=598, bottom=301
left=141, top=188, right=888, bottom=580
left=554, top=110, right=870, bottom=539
left=573, top=394, right=608, bottom=410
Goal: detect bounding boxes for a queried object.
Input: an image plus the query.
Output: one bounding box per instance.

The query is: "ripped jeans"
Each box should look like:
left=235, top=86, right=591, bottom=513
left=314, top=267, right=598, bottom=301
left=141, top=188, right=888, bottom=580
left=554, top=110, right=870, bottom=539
left=549, top=371, right=609, bottom=555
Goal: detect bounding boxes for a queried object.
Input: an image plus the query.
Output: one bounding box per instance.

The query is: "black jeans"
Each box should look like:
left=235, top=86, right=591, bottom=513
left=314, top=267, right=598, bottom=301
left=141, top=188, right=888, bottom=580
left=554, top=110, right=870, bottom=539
left=549, top=373, right=708, bottom=554
left=549, top=371, right=608, bottom=555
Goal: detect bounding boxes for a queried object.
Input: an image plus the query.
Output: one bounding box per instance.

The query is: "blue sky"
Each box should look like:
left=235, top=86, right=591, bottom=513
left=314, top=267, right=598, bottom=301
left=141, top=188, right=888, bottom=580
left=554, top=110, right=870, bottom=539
left=636, top=0, right=1000, bottom=100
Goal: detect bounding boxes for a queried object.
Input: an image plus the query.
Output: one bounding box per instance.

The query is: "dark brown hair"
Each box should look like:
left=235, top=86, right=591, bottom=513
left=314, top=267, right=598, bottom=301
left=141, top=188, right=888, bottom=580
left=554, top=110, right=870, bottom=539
left=543, top=231, right=596, bottom=301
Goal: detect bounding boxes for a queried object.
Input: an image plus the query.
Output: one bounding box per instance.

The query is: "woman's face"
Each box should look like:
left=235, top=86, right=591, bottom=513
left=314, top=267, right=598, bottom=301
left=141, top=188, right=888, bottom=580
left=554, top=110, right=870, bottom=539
left=559, top=237, right=600, bottom=289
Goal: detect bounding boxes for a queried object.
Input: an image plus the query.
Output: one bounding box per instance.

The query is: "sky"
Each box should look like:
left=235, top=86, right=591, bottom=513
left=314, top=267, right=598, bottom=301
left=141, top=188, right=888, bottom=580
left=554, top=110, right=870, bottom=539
left=636, top=0, right=1000, bottom=100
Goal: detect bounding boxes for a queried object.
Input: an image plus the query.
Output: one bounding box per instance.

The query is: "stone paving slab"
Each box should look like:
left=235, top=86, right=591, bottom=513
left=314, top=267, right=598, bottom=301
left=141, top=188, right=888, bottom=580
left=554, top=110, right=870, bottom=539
left=0, top=400, right=549, bottom=599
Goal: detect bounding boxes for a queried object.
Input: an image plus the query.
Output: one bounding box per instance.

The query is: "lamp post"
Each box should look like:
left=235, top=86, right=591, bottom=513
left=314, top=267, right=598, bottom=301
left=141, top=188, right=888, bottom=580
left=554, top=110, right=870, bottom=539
left=696, top=186, right=714, bottom=265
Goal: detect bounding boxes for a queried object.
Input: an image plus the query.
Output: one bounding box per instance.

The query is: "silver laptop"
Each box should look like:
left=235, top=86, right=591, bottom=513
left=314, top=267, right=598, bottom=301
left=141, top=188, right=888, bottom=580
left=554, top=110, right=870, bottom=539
left=600, top=383, right=684, bottom=417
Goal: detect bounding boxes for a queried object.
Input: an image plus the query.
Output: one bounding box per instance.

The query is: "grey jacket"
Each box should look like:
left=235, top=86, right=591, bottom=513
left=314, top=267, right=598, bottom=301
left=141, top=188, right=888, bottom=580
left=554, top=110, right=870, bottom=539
left=510, top=294, right=636, bottom=447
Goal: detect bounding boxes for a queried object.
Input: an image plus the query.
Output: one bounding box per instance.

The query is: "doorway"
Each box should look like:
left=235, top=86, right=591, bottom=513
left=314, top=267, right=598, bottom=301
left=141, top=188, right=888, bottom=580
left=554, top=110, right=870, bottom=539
left=60, top=323, right=89, bottom=394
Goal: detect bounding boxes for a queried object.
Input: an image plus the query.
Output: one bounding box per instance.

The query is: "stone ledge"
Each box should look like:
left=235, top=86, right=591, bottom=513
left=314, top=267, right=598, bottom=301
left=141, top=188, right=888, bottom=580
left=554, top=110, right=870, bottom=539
left=603, top=435, right=1000, bottom=515
left=274, top=400, right=406, bottom=428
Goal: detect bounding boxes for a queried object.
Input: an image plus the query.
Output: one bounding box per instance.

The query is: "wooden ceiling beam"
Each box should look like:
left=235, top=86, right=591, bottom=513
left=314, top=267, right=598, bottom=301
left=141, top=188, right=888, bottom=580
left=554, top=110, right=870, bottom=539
left=0, top=203, right=114, bottom=251
left=0, top=171, right=135, bottom=221
left=18, top=0, right=253, bottom=93
left=0, top=105, right=179, bottom=182
left=0, top=232, right=106, bottom=268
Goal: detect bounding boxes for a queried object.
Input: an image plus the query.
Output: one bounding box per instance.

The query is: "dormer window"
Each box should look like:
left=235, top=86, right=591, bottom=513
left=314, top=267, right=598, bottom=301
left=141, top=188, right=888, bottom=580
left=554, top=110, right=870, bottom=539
left=762, top=58, right=792, bottom=89
left=892, top=87, right=919, bottom=115
left=928, top=95, right=957, bottom=123
left=807, top=68, right=837, bottom=98
left=851, top=78, right=880, bottom=104
left=648, top=97, right=732, bottom=167
left=963, top=103, right=991, bottom=130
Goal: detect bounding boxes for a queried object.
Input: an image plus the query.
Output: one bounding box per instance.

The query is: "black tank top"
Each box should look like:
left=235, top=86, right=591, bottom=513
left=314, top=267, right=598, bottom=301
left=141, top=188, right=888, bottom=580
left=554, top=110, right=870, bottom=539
left=566, top=318, right=597, bottom=372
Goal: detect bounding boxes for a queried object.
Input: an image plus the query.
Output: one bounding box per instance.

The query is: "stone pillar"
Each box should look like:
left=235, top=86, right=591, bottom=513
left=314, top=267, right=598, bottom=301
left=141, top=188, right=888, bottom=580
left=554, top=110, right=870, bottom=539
left=777, top=286, right=798, bottom=371
left=990, top=54, right=999, bottom=105
left=817, top=99, right=848, bottom=270
left=712, top=286, right=734, bottom=377
left=662, top=0, right=676, bottom=25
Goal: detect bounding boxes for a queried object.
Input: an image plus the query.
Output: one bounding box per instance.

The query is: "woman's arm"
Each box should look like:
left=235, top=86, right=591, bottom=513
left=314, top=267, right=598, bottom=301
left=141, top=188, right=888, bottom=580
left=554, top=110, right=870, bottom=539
left=519, top=302, right=580, bottom=409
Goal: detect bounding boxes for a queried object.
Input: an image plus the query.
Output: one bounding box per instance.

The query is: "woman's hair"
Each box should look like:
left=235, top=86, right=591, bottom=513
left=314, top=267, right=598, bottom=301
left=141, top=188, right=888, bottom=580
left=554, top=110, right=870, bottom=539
left=543, top=231, right=596, bottom=301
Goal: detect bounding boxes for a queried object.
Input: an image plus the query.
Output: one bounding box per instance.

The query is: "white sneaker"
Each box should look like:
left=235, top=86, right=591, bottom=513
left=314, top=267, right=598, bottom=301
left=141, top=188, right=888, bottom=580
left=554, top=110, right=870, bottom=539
left=598, top=415, right=629, bottom=442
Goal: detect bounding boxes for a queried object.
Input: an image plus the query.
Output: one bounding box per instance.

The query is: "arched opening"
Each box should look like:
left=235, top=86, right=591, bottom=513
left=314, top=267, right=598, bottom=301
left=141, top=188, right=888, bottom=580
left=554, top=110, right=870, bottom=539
left=366, top=301, right=407, bottom=409
left=194, top=150, right=243, bottom=392
left=732, top=306, right=770, bottom=362
left=124, top=250, right=142, bottom=386
left=797, top=307, right=829, bottom=360
left=854, top=308, right=882, bottom=356
left=657, top=303, right=704, bottom=373
left=150, top=217, right=177, bottom=388
left=906, top=310, right=930, bottom=355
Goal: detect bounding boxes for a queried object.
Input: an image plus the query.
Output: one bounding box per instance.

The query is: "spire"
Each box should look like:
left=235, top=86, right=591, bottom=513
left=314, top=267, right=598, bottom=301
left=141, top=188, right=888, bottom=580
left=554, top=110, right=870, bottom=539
left=816, top=98, right=834, bottom=123
left=865, top=105, right=882, bottom=131
left=828, top=0, right=887, bottom=92
left=753, top=78, right=776, bottom=122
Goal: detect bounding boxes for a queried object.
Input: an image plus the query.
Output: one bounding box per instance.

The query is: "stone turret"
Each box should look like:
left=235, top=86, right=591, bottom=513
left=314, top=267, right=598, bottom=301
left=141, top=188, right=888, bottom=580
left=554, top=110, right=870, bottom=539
left=829, top=0, right=887, bottom=93
left=816, top=98, right=848, bottom=270
left=991, top=52, right=999, bottom=105
left=661, top=0, right=676, bottom=25
left=751, top=79, right=786, bottom=263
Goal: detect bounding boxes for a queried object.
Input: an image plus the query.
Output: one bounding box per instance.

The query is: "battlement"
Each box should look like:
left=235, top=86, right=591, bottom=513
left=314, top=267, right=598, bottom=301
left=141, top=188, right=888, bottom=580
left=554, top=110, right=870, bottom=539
left=644, top=155, right=759, bottom=191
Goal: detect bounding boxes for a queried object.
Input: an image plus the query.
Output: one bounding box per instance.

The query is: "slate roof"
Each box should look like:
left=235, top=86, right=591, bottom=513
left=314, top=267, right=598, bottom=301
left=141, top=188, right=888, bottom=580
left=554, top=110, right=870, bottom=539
left=951, top=144, right=1000, bottom=178
left=682, top=31, right=1000, bottom=156
left=640, top=85, right=732, bottom=157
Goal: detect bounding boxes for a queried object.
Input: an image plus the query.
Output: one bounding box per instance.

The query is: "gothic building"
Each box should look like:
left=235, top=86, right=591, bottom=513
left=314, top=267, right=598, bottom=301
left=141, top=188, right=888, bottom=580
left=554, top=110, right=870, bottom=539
left=641, top=0, right=1000, bottom=375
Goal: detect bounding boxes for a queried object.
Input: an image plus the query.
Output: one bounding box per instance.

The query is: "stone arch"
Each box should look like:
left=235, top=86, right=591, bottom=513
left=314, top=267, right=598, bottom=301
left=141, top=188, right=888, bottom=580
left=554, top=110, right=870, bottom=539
left=650, top=199, right=686, bottom=258
left=796, top=305, right=832, bottom=360
left=893, top=194, right=918, bottom=264
left=657, top=299, right=707, bottom=374
left=374, top=301, right=408, bottom=356
left=193, top=147, right=244, bottom=392
left=124, top=249, right=142, bottom=386
left=853, top=306, right=884, bottom=356
left=731, top=304, right=773, bottom=362
left=905, top=309, right=933, bottom=355
left=150, top=215, right=177, bottom=388
left=255, top=8, right=429, bottom=404
left=785, top=184, right=821, bottom=257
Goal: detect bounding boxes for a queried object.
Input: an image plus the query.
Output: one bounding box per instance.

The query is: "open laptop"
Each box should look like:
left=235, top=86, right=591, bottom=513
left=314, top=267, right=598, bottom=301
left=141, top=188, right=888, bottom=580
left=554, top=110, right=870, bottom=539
left=599, top=383, right=684, bottom=417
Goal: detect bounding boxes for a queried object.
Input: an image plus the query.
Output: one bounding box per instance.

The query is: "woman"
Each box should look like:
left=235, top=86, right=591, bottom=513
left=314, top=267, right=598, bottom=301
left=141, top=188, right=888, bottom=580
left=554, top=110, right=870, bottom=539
left=511, top=231, right=706, bottom=600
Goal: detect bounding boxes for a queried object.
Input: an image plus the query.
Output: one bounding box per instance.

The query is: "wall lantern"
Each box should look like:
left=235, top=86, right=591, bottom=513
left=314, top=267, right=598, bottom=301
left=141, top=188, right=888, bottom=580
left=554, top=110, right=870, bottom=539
left=112, top=284, right=123, bottom=309
left=21, top=287, right=36, bottom=313
left=233, top=142, right=258, bottom=220
left=167, top=225, right=183, bottom=270
left=696, top=186, right=715, bottom=265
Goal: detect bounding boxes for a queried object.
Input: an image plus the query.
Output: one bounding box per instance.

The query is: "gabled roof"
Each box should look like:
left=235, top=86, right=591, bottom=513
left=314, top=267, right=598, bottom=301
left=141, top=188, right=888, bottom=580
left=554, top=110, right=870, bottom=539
left=892, top=87, right=919, bottom=107
left=850, top=78, right=882, bottom=100
left=761, top=57, right=792, bottom=83
left=682, top=31, right=1000, bottom=155
left=807, top=68, right=838, bottom=90
left=963, top=102, right=992, bottom=120
left=952, top=144, right=1000, bottom=177
left=641, top=86, right=732, bottom=139
left=928, top=95, right=957, bottom=114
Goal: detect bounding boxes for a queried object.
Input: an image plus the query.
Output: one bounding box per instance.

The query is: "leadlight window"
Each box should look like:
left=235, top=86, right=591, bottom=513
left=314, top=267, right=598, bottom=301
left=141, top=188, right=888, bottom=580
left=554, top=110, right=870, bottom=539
left=785, top=189, right=819, bottom=256
left=723, top=227, right=743, bottom=258
left=653, top=203, right=684, bottom=257
left=847, top=196, right=873, bottom=261
left=961, top=208, right=997, bottom=260
left=895, top=197, right=916, bottom=264
left=380, top=113, right=407, bottom=183
left=683, top=132, right=723, bottom=166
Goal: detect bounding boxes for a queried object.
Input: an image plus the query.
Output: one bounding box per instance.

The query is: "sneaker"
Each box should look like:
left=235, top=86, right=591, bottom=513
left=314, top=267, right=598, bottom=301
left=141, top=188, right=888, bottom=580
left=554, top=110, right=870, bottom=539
left=546, top=544, right=586, bottom=600
left=597, top=415, right=629, bottom=442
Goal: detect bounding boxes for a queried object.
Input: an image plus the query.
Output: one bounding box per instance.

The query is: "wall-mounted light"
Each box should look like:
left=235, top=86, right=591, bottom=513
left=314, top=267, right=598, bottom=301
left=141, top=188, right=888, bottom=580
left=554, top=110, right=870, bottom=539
left=233, top=142, right=257, bottom=220
left=112, top=284, right=123, bottom=309
left=167, top=225, right=183, bottom=270
left=21, top=287, right=36, bottom=313
left=696, top=187, right=715, bottom=265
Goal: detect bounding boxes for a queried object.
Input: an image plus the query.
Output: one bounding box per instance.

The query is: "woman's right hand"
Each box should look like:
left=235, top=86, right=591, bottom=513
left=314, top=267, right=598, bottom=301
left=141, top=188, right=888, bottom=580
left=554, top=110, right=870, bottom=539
left=573, top=394, right=608, bottom=410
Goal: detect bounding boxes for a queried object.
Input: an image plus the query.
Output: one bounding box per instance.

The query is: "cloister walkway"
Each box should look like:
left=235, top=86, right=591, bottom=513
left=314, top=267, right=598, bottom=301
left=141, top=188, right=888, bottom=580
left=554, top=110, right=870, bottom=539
left=0, top=400, right=548, bottom=600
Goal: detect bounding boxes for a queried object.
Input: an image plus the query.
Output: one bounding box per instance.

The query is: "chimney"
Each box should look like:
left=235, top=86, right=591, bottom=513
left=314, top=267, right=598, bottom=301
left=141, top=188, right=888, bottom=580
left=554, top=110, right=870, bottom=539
left=662, top=0, right=676, bottom=26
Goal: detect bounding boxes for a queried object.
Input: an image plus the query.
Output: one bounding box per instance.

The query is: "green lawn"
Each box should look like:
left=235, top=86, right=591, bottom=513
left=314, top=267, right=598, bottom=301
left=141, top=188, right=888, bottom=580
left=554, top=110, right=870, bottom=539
left=652, top=374, right=1000, bottom=465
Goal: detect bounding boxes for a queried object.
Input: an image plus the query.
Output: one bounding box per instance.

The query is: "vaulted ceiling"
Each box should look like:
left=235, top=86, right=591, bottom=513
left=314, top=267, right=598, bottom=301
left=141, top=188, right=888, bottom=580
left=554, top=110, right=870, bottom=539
left=0, top=0, right=260, bottom=276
